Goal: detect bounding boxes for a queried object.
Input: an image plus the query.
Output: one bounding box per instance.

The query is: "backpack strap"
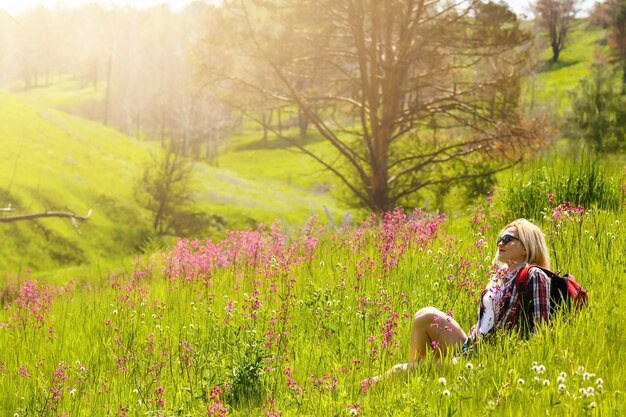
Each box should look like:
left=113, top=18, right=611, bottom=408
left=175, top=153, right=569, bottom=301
left=514, top=264, right=535, bottom=293
left=513, top=264, right=540, bottom=333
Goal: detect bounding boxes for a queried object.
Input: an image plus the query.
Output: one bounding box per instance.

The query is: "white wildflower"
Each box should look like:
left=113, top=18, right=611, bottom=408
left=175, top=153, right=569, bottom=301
left=595, top=378, right=603, bottom=386
left=349, top=409, right=358, bottom=416
left=112, top=309, right=118, bottom=315
left=556, top=376, right=565, bottom=385
left=438, top=377, right=447, bottom=386
left=466, top=362, right=474, bottom=370
left=543, top=379, right=550, bottom=387
left=558, top=384, right=566, bottom=392
left=589, top=402, right=597, bottom=409
left=442, top=389, right=451, bottom=396
left=69, top=389, right=76, bottom=397
left=517, top=378, right=525, bottom=385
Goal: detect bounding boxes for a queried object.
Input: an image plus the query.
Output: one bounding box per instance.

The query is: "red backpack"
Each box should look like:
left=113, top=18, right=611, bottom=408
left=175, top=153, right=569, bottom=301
left=516, top=265, right=588, bottom=317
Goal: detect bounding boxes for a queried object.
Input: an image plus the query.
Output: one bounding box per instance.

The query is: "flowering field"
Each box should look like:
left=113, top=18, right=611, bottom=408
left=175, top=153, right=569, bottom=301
left=1, top=189, right=625, bottom=416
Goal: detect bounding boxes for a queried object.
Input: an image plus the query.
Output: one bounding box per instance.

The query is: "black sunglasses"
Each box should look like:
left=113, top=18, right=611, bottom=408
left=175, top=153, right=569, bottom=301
left=497, top=234, right=522, bottom=246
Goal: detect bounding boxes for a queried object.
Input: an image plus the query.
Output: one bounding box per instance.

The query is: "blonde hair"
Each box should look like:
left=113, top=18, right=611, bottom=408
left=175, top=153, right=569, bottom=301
left=496, top=219, right=550, bottom=269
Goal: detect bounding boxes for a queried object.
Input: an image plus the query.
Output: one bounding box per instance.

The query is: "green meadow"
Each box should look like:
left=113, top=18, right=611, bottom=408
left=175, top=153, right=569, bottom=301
left=0, top=14, right=625, bottom=417
left=0, top=89, right=349, bottom=276
left=0, top=171, right=624, bottom=416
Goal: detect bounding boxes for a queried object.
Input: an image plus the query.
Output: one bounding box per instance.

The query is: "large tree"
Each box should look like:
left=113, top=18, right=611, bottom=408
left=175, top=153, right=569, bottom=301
left=198, top=0, right=543, bottom=211
left=532, top=0, right=580, bottom=63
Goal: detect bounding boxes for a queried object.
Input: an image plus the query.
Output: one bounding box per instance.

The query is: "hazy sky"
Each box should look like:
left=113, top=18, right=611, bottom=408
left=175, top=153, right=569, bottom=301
left=0, top=0, right=209, bottom=16
left=0, top=0, right=600, bottom=18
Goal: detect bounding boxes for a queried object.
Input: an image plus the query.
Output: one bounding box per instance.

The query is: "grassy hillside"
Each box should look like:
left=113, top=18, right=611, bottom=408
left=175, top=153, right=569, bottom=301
left=0, top=92, right=152, bottom=274
left=0, top=92, right=348, bottom=275
left=524, top=22, right=608, bottom=117
left=0, top=175, right=623, bottom=416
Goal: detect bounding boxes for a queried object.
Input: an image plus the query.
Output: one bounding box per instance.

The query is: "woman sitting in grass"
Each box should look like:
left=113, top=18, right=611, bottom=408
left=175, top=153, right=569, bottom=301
left=375, top=219, right=551, bottom=380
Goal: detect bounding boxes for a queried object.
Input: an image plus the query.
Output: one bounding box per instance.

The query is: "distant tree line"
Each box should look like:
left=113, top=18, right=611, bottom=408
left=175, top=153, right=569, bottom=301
left=0, top=2, right=233, bottom=166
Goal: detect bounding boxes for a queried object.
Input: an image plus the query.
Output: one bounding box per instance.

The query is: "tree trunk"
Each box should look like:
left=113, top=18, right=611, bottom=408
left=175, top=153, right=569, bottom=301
left=552, top=44, right=560, bottom=63
left=298, top=106, right=308, bottom=138
left=623, top=56, right=626, bottom=95
left=103, top=54, right=113, bottom=126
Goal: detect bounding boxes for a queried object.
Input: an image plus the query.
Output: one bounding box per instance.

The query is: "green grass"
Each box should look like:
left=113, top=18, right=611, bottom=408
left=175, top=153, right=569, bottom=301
left=0, top=13, right=624, bottom=417
left=15, top=74, right=105, bottom=109
left=524, top=23, right=609, bottom=116
left=0, top=184, right=623, bottom=416
left=0, top=92, right=153, bottom=273
left=0, top=92, right=349, bottom=274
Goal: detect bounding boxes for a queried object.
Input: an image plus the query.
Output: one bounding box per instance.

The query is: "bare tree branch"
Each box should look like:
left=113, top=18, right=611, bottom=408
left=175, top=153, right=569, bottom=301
left=0, top=209, right=92, bottom=233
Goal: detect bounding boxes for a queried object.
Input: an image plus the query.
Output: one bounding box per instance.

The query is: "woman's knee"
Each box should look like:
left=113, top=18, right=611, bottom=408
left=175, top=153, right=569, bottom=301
left=412, top=306, right=443, bottom=324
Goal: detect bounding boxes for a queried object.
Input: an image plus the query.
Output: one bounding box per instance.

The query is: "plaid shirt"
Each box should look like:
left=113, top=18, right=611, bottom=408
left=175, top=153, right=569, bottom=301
left=469, top=265, right=550, bottom=340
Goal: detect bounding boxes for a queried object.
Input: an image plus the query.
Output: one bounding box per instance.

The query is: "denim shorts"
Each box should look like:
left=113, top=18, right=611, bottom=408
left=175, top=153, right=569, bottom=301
left=461, top=337, right=473, bottom=354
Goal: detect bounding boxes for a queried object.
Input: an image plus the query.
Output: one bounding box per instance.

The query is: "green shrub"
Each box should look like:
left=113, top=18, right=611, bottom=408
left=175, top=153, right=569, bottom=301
left=499, top=158, right=623, bottom=221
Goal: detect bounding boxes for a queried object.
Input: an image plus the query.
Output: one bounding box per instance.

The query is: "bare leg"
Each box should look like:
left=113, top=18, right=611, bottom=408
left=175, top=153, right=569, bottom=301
left=369, top=307, right=466, bottom=382
left=408, top=306, right=467, bottom=362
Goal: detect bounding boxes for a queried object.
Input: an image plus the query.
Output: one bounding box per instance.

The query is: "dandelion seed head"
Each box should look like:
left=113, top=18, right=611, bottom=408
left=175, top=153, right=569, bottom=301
left=442, top=389, right=451, bottom=396
left=557, top=376, right=565, bottom=384
left=438, top=377, right=447, bottom=386
left=558, top=384, right=566, bottom=392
